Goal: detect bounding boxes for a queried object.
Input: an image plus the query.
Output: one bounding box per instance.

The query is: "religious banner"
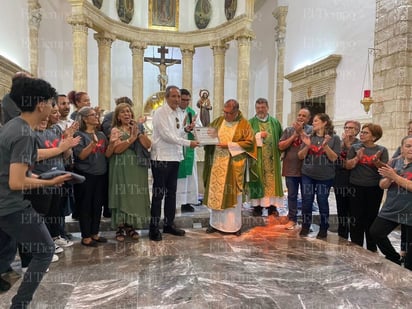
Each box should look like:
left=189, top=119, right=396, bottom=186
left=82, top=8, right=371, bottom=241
left=116, top=0, right=134, bottom=24
left=195, top=0, right=212, bottom=29
left=92, top=0, right=103, bottom=9
left=225, top=0, right=237, bottom=21
left=149, top=0, right=179, bottom=31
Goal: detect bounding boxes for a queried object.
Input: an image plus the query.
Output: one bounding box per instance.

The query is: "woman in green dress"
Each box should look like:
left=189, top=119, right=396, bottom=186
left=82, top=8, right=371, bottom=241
left=109, top=103, right=151, bottom=241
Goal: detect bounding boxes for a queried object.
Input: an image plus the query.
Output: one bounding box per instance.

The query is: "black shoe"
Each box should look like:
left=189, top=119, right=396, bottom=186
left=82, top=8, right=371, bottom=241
left=0, top=277, right=11, bottom=292
left=181, top=204, right=195, bottom=213
left=252, top=206, right=262, bottom=217
left=206, top=225, right=217, bottom=233
left=149, top=229, right=162, bottom=241
left=81, top=239, right=98, bottom=247
left=92, top=236, right=108, bottom=243
left=163, top=225, right=185, bottom=236
left=268, top=205, right=279, bottom=217
left=316, top=230, right=327, bottom=239
left=299, top=227, right=310, bottom=237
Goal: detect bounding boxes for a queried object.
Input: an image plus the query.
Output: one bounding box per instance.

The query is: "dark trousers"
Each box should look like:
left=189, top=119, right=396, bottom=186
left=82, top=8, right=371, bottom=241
left=74, top=172, right=107, bottom=239
left=370, top=217, right=412, bottom=270
left=349, top=184, right=383, bottom=252
left=334, top=184, right=355, bottom=239
left=285, top=176, right=302, bottom=223
left=301, top=175, right=333, bottom=231
left=19, top=189, right=63, bottom=267
left=0, top=207, right=54, bottom=308
left=24, top=189, right=62, bottom=238
left=150, top=160, right=179, bottom=229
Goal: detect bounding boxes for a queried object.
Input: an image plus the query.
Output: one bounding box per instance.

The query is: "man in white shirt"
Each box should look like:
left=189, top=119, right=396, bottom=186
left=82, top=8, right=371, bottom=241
left=149, top=86, right=199, bottom=241
left=56, top=94, right=74, bottom=132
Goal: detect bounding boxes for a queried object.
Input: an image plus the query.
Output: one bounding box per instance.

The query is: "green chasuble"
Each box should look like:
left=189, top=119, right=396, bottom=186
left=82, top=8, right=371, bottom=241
left=248, top=116, right=284, bottom=199
left=178, top=106, right=196, bottom=179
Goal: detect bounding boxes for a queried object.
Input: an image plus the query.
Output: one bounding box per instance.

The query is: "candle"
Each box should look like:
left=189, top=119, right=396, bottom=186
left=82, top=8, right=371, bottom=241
left=364, top=90, right=371, bottom=98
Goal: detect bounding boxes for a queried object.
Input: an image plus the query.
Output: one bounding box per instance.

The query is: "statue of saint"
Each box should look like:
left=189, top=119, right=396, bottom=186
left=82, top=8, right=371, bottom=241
left=196, top=89, right=212, bottom=126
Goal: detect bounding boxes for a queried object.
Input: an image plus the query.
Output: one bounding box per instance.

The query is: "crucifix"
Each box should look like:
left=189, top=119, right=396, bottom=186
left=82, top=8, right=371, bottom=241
left=144, top=46, right=181, bottom=91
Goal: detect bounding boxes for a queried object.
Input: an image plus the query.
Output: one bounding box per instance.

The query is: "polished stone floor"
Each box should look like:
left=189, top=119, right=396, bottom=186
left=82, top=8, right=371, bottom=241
left=1, top=212, right=411, bottom=309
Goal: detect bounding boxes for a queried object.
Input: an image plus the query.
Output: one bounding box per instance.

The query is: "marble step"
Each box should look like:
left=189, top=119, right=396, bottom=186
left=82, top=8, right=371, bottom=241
left=65, top=205, right=339, bottom=233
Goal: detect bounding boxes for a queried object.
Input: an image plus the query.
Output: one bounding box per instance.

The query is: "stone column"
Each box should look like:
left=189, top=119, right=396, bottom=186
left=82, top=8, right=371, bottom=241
left=68, top=17, right=89, bottom=91
left=273, top=6, right=288, bottom=124
left=373, top=0, right=412, bottom=154
left=28, top=0, right=41, bottom=77
left=211, top=41, right=229, bottom=120
left=180, top=45, right=195, bottom=94
left=94, top=33, right=115, bottom=112
left=235, top=29, right=255, bottom=117
left=130, top=41, right=146, bottom=116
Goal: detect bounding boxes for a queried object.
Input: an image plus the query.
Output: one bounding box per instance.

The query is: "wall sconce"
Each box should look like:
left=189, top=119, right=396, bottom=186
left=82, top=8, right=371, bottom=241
left=360, top=48, right=377, bottom=113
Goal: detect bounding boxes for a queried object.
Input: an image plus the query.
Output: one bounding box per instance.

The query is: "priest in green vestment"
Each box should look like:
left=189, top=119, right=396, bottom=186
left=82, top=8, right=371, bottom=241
left=176, top=89, right=200, bottom=213
left=248, top=98, right=284, bottom=217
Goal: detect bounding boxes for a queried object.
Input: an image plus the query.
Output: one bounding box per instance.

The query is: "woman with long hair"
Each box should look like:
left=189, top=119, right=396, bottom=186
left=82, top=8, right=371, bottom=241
left=109, top=103, right=151, bottom=242
left=298, top=113, right=341, bottom=239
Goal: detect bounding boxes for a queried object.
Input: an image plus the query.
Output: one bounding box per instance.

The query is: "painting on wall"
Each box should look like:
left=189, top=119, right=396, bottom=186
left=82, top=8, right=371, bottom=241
left=149, top=0, right=179, bottom=31
left=92, top=0, right=103, bottom=9
left=195, top=0, right=212, bottom=29
left=116, top=0, right=134, bottom=24
left=225, top=0, right=237, bottom=21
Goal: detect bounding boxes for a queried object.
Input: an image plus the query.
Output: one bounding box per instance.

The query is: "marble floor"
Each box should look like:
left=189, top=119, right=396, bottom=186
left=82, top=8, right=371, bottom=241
left=1, top=212, right=411, bottom=309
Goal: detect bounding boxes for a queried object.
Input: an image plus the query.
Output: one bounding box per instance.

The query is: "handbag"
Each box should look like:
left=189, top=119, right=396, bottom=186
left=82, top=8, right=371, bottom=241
left=133, top=140, right=151, bottom=167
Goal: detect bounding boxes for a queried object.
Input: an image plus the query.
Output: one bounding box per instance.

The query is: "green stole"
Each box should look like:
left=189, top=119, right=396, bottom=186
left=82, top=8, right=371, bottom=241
left=203, top=112, right=257, bottom=209
left=248, top=116, right=284, bottom=198
left=178, top=106, right=196, bottom=179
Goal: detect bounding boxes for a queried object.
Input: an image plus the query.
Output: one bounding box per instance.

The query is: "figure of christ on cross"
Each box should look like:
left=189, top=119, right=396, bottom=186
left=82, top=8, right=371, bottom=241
left=144, top=46, right=181, bottom=91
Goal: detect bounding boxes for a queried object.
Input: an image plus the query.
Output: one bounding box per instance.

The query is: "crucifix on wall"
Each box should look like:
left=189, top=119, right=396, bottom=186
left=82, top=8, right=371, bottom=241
left=144, top=46, right=181, bottom=91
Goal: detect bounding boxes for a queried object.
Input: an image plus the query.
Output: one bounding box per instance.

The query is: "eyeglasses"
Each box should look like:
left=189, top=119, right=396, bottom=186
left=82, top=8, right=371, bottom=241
left=175, top=117, right=180, bottom=129
left=86, top=113, right=98, bottom=117
left=223, top=110, right=236, bottom=115
left=360, top=131, right=370, bottom=135
left=344, top=126, right=356, bottom=130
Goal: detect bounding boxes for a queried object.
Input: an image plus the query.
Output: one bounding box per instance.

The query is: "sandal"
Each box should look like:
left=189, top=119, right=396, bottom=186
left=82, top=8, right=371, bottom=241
left=115, top=226, right=125, bottom=242
left=124, top=224, right=139, bottom=240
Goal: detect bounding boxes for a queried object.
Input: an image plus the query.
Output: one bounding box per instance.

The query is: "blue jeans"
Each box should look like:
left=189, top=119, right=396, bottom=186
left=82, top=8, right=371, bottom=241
left=0, top=207, right=54, bottom=308
left=301, top=175, right=333, bottom=231
left=285, top=176, right=302, bottom=222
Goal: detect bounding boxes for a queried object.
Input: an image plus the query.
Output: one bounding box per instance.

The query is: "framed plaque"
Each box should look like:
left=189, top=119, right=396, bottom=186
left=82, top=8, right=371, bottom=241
left=193, top=127, right=219, bottom=145
left=149, top=0, right=179, bottom=31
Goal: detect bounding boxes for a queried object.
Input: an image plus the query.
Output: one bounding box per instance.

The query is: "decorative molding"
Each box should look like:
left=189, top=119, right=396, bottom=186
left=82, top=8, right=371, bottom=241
left=285, top=54, right=342, bottom=83
left=285, top=54, right=342, bottom=120
left=180, top=45, right=195, bottom=56
left=129, top=41, right=147, bottom=53
left=94, top=32, right=116, bottom=47
left=68, top=0, right=253, bottom=47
